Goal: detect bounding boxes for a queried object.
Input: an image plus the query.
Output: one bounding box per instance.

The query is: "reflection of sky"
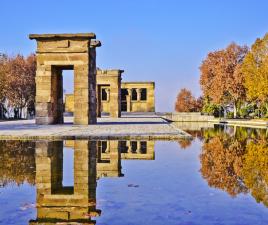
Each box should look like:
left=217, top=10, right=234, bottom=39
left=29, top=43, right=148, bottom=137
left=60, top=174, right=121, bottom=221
left=96, top=141, right=268, bottom=225
left=62, top=147, right=74, bottom=187
left=1, top=0, right=268, bottom=111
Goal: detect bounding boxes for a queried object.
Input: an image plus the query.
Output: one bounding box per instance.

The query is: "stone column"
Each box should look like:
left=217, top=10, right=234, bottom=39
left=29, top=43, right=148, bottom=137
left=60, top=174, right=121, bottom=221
left=105, top=88, right=110, bottom=102
left=137, top=141, right=142, bottom=154
left=126, top=141, right=131, bottom=153
left=137, top=88, right=141, bottom=101
left=96, top=85, right=102, bottom=117
left=127, top=89, right=132, bottom=112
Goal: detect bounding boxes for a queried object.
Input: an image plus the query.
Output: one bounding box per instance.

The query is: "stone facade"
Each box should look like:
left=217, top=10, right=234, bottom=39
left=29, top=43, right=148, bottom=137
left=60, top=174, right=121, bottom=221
left=65, top=81, right=155, bottom=114
left=96, top=69, right=124, bottom=118
left=29, top=33, right=100, bottom=125
left=121, top=82, right=155, bottom=112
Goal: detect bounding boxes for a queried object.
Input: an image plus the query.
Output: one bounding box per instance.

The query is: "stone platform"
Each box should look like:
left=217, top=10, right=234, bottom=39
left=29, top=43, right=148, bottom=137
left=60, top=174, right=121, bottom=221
left=0, top=114, right=191, bottom=140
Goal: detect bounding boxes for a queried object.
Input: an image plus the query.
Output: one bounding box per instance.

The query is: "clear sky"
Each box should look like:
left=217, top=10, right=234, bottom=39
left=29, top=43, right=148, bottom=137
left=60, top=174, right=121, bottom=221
left=0, top=0, right=267, bottom=111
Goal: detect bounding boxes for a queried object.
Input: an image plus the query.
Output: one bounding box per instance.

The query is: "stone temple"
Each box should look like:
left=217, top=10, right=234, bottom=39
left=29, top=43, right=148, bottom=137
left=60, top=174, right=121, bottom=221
left=65, top=76, right=155, bottom=116
left=30, top=33, right=155, bottom=125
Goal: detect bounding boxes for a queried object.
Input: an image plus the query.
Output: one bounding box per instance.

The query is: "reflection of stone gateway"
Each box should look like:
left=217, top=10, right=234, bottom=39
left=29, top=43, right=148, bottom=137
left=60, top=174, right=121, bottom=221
left=29, top=33, right=101, bottom=125
left=30, top=140, right=100, bottom=224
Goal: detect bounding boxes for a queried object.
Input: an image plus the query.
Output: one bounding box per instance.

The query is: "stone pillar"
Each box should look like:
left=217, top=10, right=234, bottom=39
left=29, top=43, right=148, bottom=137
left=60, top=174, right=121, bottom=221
left=137, top=88, right=141, bottom=101
left=29, top=33, right=100, bottom=125
left=127, top=89, right=132, bottom=112
left=137, top=141, right=142, bottom=154
left=105, top=88, right=110, bottom=102
left=96, top=85, right=102, bottom=117
left=126, top=141, right=131, bottom=153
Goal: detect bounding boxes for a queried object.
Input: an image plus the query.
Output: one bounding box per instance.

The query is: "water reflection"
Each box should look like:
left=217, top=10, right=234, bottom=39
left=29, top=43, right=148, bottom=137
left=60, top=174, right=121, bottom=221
left=0, top=141, right=35, bottom=187
left=172, top=122, right=268, bottom=207
left=29, top=141, right=100, bottom=224
left=199, top=126, right=268, bottom=207
left=28, top=140, right=155, bottom=224
left=0, top=131, right=267, bottom=224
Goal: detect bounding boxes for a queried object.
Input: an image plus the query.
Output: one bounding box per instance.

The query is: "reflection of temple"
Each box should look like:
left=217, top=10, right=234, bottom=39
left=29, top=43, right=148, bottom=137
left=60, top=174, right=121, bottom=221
left=29, top=140, right=100, bottom=225
left=65, top=140, right=155, bottom=179
left=97, top=140, right=123, bottom=178
left=29, top=140, right=155, bottom=224
left=96, top=140, right=155, bottom=178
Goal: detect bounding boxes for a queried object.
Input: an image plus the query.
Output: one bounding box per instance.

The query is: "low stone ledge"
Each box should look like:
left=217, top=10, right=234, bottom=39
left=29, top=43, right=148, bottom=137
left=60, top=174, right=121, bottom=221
left=163, top=112, right=214, bottom=122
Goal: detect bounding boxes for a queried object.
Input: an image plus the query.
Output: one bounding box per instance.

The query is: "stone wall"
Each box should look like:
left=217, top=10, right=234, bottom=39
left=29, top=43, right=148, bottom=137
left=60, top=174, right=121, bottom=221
left=164, top=112, right=214, bottom=122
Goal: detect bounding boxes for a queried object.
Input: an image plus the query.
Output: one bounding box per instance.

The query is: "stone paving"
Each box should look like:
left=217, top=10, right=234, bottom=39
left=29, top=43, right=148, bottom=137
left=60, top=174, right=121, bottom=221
left=0, top=114, right=191, bottom=140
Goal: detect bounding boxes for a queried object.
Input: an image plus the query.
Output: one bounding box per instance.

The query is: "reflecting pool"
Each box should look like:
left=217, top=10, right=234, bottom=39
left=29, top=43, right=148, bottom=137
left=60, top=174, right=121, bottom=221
left=0, top=124, right=267, bottom=224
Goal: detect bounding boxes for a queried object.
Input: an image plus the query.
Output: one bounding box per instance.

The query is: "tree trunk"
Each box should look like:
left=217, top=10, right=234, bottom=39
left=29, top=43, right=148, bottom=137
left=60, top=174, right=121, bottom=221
left=234, top=102, right=237, bottom=119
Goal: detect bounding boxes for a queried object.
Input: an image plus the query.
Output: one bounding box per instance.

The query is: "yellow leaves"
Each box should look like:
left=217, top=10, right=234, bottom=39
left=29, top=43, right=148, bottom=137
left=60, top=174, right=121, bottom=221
left=242, top=33, right=268, bottom=102
left=242, top=140, right=268, bottom=206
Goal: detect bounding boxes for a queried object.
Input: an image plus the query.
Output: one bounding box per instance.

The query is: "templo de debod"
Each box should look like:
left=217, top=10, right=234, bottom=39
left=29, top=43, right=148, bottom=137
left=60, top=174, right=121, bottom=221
left=30, top=32, right=155, bottom=125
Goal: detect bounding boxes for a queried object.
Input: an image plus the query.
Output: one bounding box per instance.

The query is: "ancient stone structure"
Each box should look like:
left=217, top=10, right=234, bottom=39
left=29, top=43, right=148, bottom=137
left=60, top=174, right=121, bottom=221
left=29, top=33, right=100, bottom=125
left=96, top=69, right=124, bottom=118
left=65, top=81, right=155, bottom=115
left=121, top=82, right=155, bottom=112
left=30, top=140, right=100, bottom=224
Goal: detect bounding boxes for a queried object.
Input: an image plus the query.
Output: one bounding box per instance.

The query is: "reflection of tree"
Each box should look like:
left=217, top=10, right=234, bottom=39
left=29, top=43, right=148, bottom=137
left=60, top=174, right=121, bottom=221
left=177, top=139, right=192, bottom=149
left=0, top=141, right=35, bottom=187
left=200, top=127, right=268, bottom=207
left=200, top=134, right=247, bottom=196
left=242, top=140, right=268, bottom=207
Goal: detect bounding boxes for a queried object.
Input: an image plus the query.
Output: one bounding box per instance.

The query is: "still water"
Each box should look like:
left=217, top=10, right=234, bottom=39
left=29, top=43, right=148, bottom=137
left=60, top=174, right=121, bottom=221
left=0, top=124, right=267, bottom=225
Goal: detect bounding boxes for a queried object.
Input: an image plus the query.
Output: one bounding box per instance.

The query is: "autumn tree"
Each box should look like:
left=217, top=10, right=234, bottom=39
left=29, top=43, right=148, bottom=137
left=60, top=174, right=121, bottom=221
left=200, top=43, right=248, bottom=118
left=0, top=54, right=8, bottom=118
left=241, top=33, right=268, bottom=116
left=175, top=88, right=201, bottom=112
left=5, top=54, right=36, bottom=118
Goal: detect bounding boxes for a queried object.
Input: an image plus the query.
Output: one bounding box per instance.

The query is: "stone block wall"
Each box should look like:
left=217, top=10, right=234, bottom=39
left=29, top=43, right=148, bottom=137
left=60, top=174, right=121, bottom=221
left=29, top=33, right=99, bottom=125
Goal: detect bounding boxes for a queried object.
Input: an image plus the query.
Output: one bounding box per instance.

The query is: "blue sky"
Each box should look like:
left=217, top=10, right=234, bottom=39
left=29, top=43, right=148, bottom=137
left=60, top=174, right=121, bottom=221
left=0, top=0, right=267, bottom=111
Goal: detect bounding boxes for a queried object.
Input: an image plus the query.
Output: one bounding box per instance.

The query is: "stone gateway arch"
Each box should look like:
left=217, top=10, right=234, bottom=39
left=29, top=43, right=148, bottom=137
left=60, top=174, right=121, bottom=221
left=29, top=33, right=100, bottom=125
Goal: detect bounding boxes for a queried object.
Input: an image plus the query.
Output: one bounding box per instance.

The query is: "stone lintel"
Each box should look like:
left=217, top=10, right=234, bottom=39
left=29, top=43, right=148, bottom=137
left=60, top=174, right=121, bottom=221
left=90, top=40, right=102, bottom=48
left=29, top=33, right=96, bottom=40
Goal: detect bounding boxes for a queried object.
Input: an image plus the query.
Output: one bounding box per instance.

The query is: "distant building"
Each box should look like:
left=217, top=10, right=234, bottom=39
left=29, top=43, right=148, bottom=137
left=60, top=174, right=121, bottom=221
left=65, top=81, right=155, bottom=115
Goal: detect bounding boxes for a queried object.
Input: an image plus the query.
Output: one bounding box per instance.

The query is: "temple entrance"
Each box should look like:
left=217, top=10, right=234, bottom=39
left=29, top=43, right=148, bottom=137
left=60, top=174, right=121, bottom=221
left=29, top=33, right=100, bottom=125
left=62, top=69, right=74, bottom=120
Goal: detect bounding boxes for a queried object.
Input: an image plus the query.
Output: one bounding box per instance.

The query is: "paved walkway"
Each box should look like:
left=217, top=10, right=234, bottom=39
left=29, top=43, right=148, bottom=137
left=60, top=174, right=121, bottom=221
left=0, top=114, right=191, bottom=140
